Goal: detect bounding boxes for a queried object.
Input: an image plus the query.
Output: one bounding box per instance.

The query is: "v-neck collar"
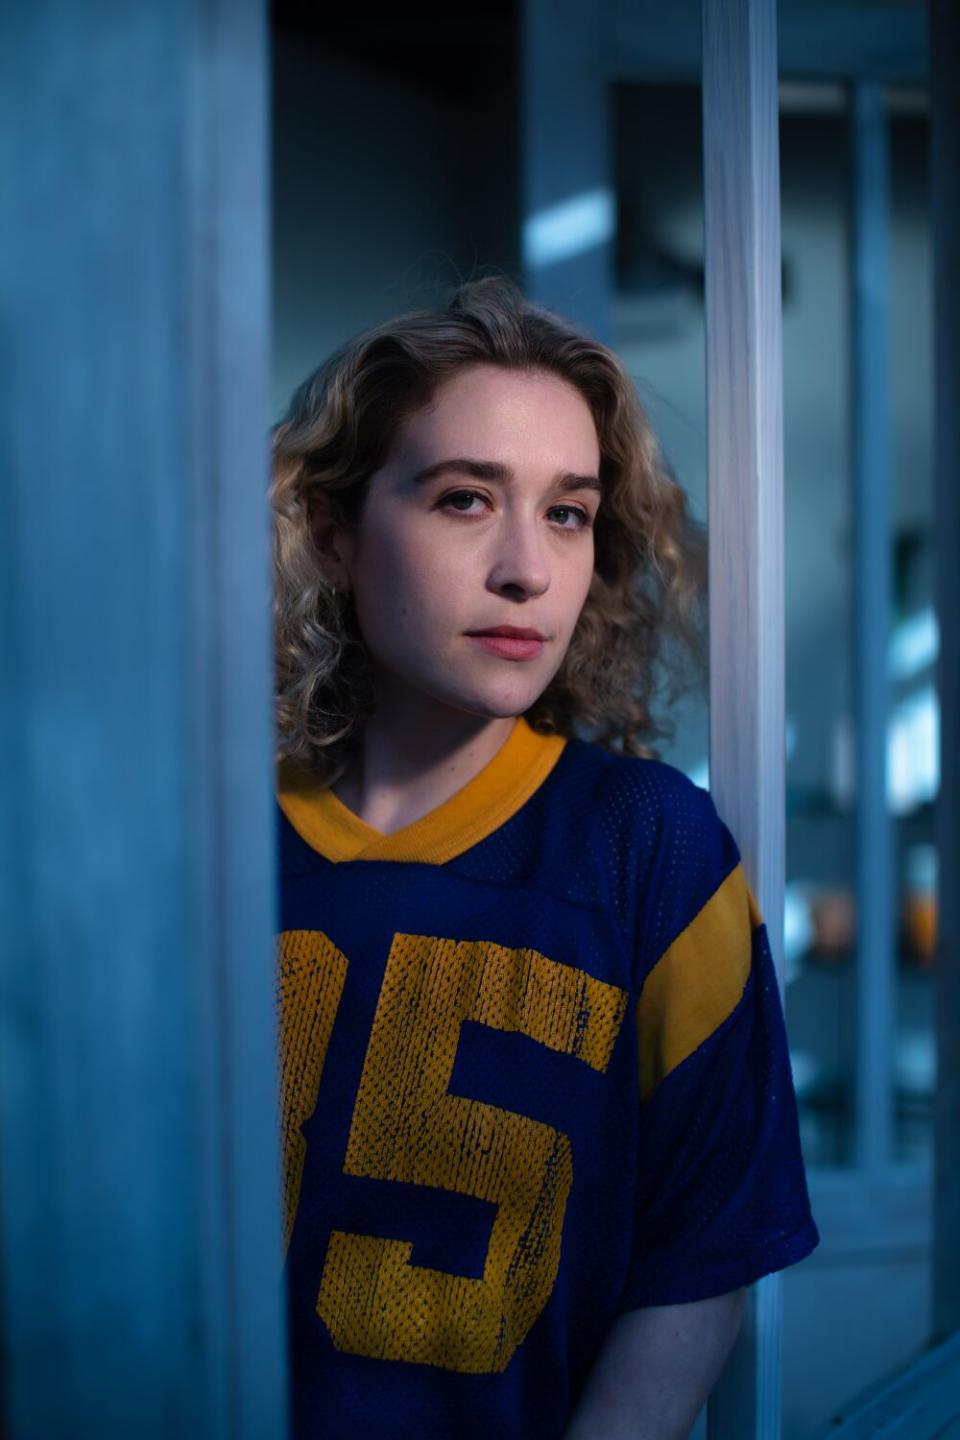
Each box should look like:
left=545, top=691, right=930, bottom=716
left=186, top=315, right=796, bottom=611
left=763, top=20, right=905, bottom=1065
left=277, top=715, right=568, bottom=864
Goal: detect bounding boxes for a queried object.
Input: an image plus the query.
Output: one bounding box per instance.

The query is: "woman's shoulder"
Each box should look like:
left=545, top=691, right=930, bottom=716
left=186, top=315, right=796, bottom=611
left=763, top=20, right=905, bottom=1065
left=543, top=736, right=724, bottom=931
left=561, top=731, right=714, bottom=836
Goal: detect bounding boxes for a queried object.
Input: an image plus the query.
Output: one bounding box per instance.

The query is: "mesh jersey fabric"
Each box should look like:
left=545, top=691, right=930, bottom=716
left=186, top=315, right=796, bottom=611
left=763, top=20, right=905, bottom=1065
left=276, top=715, right=820, bottom=1440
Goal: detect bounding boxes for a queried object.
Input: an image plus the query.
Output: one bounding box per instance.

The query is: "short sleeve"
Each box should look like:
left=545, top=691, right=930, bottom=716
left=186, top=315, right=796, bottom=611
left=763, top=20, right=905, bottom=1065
left=619, top=776, right=820, bottom=1309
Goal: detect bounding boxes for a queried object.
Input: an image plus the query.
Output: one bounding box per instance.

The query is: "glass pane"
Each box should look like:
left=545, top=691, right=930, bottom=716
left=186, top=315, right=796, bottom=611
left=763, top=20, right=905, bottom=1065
left=780, top=91, right=858, bottom=1174
left=779, top=85, right=937, bottom=1440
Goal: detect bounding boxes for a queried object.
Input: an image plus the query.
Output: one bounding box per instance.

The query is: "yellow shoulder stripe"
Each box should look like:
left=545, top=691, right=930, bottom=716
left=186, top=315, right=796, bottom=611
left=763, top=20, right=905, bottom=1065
left=637, top=862, right=760, bottom=1104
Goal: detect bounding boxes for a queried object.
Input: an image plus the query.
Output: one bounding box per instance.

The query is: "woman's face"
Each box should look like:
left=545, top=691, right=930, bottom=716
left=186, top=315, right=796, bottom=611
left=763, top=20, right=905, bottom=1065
left=330, top=363, right=602, bottom=723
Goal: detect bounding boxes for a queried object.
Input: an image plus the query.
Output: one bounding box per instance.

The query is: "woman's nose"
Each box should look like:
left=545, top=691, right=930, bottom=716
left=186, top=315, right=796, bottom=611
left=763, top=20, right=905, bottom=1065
left=485, top=517, right=551, bottom=596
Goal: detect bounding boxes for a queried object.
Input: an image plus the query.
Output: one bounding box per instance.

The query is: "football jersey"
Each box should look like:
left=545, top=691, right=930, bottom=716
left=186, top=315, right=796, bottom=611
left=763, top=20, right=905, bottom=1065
left=276, top=714, right=819, bottom=1440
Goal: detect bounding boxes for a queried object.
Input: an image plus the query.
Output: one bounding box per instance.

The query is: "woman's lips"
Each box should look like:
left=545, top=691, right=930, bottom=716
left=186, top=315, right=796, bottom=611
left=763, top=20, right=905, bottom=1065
left=466, top=634, right=545, bottom=660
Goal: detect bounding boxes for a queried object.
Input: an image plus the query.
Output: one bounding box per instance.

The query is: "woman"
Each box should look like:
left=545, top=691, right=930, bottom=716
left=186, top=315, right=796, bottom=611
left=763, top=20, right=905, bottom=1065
left=270, top=274, right=819, bottom=1440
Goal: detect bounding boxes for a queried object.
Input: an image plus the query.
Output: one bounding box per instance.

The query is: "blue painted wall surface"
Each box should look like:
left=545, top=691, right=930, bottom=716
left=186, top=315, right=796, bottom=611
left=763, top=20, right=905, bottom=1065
left=0, top=4, right=286, bottom=1436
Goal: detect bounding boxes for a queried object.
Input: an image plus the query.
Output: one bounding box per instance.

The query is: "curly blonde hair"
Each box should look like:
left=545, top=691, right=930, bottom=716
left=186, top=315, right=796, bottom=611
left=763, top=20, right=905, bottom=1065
left=270, top=274, right=707, bottom=786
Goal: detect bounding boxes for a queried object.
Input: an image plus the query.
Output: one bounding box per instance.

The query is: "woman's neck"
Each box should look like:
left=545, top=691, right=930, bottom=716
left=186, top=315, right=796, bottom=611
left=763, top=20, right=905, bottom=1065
left=332, top=708, right=518, bottom=836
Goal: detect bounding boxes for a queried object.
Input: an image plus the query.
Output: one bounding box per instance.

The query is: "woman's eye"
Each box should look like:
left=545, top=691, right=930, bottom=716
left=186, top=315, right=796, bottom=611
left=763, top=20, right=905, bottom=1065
left=440, top=490, right=486, bottom=514
left=549, top=505, right=593, bottom=530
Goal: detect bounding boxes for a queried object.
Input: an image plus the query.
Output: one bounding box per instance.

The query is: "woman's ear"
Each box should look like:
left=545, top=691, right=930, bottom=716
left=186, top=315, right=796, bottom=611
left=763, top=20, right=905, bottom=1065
left=309, top=497, right=354, bottom=592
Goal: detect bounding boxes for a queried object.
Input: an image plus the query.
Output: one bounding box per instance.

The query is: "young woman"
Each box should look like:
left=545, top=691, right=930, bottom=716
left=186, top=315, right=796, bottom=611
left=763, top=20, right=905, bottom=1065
left=271, top=275, right=819, bottom=1440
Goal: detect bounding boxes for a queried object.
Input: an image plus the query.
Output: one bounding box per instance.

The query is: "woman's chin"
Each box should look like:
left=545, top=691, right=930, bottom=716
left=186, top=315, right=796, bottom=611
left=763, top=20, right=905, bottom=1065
left=453, top=679, right=547, bottom=720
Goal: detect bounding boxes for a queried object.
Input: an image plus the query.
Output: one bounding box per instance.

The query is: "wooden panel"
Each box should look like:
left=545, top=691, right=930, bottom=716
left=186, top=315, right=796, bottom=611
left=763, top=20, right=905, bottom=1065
left=0, top=3, right=286, bottom=1436
left=701, top=0, right=785, bottom=1436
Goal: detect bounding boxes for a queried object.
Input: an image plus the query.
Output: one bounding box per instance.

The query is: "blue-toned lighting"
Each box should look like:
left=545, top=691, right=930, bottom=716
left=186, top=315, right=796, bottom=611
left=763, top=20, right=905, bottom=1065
left=522, top=188, right=616, bottom=269
left=889, top=605, right=938, bottom=682
left=784, top=884, right=814, bottom=985
left=685, top=759, right=709, bottom=790
left=888, top=682, right=939, bottom=813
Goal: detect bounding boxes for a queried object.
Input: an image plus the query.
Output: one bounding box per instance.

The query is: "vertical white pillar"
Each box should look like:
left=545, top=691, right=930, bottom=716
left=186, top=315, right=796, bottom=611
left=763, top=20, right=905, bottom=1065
left=849, top=83, right=895, bottom=1177
left=522, top=0, right=614, bottom=342
left=930, top=0, right=960, bottom=1345
left=0, top=4, right=286, bottom=1436
left=701, top=1, right=785, bottom=1436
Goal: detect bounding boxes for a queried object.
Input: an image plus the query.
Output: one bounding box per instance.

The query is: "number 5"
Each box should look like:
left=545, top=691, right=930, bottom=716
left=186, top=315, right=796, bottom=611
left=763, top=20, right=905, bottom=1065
left=317, top=933, right=627, bottom=1374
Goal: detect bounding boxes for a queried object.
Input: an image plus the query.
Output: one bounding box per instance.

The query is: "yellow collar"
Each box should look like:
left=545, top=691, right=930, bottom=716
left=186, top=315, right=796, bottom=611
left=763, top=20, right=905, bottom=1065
left=278, top=715, right=567, bottom=864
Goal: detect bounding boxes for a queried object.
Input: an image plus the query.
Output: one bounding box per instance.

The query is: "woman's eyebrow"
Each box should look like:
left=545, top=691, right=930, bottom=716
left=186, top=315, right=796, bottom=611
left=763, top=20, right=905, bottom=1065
left=407, top=457, right=602, bottom=494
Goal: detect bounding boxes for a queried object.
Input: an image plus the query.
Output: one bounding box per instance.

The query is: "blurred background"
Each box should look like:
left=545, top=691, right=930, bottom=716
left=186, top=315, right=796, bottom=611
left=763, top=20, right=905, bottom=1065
left=270, top=1, right=937, bottom=1434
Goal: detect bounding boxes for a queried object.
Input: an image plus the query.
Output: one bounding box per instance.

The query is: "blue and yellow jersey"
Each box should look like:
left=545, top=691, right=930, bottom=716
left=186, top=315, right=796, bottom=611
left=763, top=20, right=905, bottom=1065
left=276, top=715, right=819, bottom=1439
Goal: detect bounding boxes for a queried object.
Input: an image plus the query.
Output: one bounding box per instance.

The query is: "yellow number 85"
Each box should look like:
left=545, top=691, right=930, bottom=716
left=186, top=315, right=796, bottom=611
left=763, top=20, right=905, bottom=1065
left=278, top=930, right=627, bottom=1375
